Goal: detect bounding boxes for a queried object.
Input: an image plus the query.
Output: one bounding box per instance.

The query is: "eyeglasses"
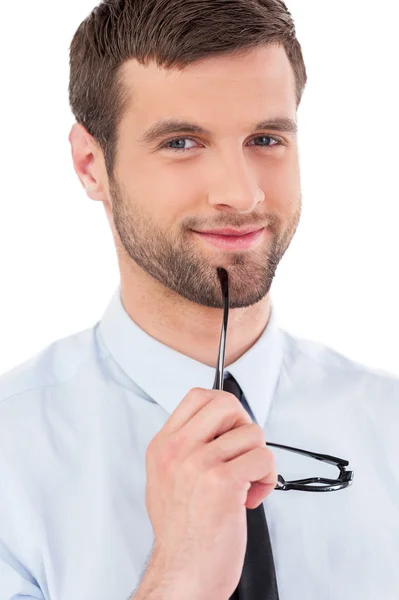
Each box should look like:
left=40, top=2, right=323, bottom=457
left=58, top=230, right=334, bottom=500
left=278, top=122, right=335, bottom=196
left=212, top=267, right=354, bottom=493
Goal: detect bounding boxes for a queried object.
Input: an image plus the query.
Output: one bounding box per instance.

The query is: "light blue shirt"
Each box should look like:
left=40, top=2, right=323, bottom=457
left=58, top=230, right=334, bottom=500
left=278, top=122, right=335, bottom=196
left=1, top=284, right=398, bottom=600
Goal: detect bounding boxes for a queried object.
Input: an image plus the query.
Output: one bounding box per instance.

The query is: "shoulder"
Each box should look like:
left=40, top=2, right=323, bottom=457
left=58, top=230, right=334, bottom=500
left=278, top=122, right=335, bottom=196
left=0, top=322, right=109, bottom=413
left=0, top=323, right=115, bottom=489
left=278, top=327, right=399, bottom=402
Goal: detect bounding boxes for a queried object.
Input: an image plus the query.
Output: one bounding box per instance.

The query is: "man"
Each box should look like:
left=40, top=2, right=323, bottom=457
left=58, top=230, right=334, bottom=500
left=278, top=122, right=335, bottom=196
left=1, top=1, right=398, bottom=599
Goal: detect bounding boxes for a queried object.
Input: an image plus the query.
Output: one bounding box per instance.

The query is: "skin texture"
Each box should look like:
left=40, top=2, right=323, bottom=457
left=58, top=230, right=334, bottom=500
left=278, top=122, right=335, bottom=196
left=69, top=43, right=302, bottom=368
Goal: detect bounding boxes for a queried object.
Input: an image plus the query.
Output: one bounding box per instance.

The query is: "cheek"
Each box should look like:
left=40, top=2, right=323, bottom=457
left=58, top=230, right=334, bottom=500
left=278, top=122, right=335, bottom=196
left=259, top=159, right=300, bottom=206
left=129, top=165, right=197, bottom=229
left=146, top=163, right=202, bottom=219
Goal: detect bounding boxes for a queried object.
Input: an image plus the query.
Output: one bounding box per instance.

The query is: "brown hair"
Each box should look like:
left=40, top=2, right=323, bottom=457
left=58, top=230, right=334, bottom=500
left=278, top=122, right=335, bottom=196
left=69, top=0, right=307, bottom=178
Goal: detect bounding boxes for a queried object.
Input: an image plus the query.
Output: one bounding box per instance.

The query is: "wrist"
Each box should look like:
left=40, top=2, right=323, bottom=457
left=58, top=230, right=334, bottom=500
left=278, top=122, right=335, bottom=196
left=134, top=545, right=206, bottom=600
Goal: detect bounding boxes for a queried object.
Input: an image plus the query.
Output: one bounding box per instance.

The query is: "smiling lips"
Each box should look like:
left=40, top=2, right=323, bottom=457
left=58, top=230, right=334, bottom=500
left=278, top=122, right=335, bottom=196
left=194, top=227, right=264, bottom=236
left=192, top=227, right=266, bottom=249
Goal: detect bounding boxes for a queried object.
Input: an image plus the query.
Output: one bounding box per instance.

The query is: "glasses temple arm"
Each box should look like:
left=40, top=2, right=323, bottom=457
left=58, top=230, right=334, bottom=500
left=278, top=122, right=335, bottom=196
left=266, top=441, right=349, bottom=468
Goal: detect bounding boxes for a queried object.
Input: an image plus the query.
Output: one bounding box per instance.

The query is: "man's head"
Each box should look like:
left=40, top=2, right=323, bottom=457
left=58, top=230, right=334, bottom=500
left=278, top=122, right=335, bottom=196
left=68, top=0, right=307, bottom=310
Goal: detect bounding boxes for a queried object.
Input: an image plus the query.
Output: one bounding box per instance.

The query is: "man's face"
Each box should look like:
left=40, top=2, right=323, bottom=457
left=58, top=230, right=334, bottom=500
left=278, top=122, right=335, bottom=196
left=108, top=44, right=301, bottom=309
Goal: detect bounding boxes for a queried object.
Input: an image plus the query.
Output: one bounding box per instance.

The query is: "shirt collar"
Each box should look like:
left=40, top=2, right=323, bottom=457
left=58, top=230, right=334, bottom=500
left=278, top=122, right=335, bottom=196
left=98, top=284, right=284, bottom=428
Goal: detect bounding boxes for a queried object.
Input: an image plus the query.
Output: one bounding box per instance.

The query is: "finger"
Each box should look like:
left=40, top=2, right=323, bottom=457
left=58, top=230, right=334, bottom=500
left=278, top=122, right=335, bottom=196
left=246, top=481, right=276, bottom=509
left=225, top=447, right=277, bottom=489
left=176, top=394, right=253, bottom=455
left=196, top=423, right=265, bottom=468
left=161, top=387, right=216, bottom=435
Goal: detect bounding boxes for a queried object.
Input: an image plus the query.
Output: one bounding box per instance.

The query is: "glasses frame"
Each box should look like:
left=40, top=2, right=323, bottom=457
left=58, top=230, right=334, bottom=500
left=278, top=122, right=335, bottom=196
left=212, top=268, right=354, bottom=493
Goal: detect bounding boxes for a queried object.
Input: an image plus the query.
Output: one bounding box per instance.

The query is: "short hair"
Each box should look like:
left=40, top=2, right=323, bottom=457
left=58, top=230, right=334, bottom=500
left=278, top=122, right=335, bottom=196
left=69, top=0, right=307, bottom=177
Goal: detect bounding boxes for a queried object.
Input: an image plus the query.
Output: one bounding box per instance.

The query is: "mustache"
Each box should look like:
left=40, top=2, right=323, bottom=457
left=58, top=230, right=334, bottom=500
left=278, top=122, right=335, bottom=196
left=186, top=215, right=279, bottom=232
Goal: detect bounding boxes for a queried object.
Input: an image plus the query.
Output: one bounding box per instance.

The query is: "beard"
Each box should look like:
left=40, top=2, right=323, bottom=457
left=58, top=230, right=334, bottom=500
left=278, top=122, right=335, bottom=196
left=109, top=177, right=301, bottom=310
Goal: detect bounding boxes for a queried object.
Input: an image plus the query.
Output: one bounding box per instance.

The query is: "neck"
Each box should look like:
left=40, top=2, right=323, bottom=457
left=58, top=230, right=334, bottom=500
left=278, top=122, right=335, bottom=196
left=119, top=266, right=271, bottom=369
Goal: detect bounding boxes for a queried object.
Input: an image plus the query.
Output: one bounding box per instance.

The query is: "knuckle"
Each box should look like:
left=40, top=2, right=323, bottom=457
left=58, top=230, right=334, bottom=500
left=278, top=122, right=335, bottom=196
left=264, top=447, right=277, bottom=472
left=206, top=465, right=226, bottom=490
left=161, top=435, right=182, bottom=464
left=145, top=435, right=158, bottom=463
left=221, top=389, right=241, bottom=406
left=180, top=456, right=200, bottom=481
left=249, top=423, right=266, bottom=445
left=202, top=441, right=225, bottom=466
left=216, top=394, right=233, bottom=418
left=265, top=445, right=276, bottom=463
left=173, top=426, right=189, bottom=448
left=147, top=434, right=182, bottom=473
left=251, top=446, right=275, bottom=470
left=189, top=387, right=213, bottom=402
left=219, top=392, right=250, bottom=421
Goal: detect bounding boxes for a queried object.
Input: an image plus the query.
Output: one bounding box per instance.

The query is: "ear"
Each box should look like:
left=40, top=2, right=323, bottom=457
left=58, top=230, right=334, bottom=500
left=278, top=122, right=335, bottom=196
left=68, top=123, right=107, bottom=202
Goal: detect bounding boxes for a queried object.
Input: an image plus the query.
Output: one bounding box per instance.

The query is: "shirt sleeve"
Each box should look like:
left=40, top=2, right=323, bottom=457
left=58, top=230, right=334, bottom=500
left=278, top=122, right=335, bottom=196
left=0, top=416, right=45, bottom=600
left=0, top=543, right=44, bottom=600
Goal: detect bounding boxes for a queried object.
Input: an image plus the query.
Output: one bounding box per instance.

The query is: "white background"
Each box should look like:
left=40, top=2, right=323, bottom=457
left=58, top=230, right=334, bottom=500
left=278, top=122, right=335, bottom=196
left=0, top=1, right=398, bottom=377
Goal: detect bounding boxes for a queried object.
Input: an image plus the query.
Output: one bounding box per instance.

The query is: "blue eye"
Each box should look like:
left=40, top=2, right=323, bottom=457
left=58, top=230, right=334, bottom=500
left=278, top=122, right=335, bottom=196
left=160, top=135, right=282, bottom=153
left=163, top=138, right=197, bottom=152
left=250, top=136, right=281, bottom=148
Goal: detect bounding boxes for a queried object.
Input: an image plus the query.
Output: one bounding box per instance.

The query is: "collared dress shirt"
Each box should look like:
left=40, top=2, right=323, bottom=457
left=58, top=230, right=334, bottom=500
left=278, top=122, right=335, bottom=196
left=0, top=284, right=398, bottom=600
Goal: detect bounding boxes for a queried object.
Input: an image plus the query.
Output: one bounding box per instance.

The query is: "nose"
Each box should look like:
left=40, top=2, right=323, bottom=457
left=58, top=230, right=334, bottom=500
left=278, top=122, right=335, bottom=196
left=207, top=151, right=265, bottom=213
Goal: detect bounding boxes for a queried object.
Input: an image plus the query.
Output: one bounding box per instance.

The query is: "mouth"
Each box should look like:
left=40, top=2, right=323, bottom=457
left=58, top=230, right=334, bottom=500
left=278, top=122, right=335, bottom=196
left=192, top=227, right=266, bottom=250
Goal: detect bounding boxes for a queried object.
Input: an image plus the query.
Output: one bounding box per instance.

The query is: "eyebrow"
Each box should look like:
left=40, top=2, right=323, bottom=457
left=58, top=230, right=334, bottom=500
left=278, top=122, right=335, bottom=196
left=137, top=117, right=297, bottom=145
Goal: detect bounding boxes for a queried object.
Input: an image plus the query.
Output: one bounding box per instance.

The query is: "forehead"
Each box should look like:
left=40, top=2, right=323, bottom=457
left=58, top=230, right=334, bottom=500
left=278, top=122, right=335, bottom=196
left=120, top=44, right=297, bottom=130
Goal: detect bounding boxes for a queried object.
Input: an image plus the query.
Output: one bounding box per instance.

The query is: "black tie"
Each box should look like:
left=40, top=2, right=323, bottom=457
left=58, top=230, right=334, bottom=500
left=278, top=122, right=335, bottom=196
left=223, top=374, right=279, bottom=600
